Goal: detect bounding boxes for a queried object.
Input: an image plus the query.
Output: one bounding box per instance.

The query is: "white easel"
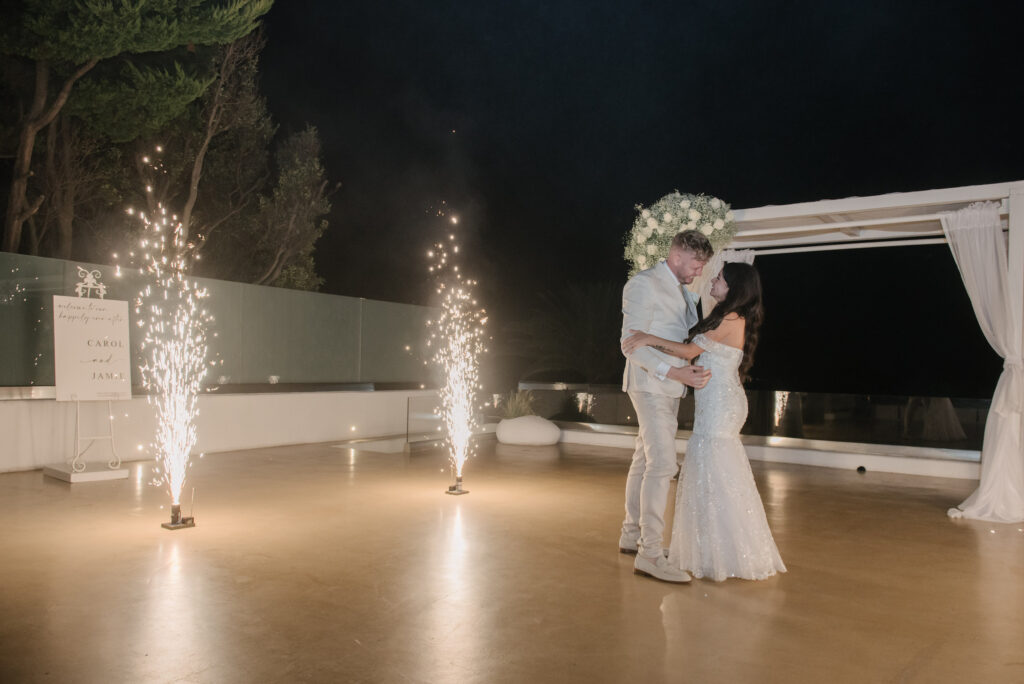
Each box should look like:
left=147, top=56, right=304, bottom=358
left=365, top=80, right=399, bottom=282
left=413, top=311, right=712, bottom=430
left=43, top=268, right=130, bottom=483
left=71, top=399, right=121, bottom=471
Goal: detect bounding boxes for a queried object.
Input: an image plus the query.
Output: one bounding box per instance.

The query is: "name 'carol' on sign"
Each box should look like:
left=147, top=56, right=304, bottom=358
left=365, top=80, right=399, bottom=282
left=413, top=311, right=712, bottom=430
left=87, top=339, right=126, bottom=347
left=53, top=295, right=132, bottom=402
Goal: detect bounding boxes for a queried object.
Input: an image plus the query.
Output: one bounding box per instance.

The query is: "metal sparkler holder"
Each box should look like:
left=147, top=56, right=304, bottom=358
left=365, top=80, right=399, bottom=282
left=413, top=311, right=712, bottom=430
left=161, top=490, right=196, bottom=530
left=162, top=504, right=195, bottom=530
left=446, top=474, right=469, bottom=495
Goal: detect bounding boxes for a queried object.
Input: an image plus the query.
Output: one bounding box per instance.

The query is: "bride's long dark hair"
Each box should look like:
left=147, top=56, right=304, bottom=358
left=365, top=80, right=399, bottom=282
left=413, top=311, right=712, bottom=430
left=687, top=262, right=764, bottom=382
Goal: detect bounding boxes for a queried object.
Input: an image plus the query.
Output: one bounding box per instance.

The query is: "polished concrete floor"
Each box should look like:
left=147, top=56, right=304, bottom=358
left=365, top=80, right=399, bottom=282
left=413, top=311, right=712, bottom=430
left=1, top=439, right=1022, bottom=684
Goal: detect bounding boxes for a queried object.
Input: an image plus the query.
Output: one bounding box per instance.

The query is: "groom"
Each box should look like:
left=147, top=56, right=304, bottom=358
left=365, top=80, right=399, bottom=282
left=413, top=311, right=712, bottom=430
left=619, top=230, right=713, bottom=583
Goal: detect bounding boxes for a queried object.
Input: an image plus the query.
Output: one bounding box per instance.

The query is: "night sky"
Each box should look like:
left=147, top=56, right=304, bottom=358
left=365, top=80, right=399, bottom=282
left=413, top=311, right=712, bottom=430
left=258, top=1, right=1022, bottom=396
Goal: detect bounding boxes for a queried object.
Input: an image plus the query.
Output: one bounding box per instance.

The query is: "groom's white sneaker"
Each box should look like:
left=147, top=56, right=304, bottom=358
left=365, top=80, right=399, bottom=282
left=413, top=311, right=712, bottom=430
left=634, top=553, right=691, bottom=583
left=618, top=534, right=639, bottom=555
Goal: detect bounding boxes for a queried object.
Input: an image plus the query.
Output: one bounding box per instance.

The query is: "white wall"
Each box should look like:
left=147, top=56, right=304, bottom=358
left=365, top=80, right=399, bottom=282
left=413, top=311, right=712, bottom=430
left=1, top=389, right=436, bottom=473
left=559, top=429, right=981, bottom=480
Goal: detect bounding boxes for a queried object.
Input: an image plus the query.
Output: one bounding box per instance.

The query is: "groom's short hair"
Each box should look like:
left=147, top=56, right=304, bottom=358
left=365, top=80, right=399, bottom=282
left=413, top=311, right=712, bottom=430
left=672, top=230, right=713, bottom=262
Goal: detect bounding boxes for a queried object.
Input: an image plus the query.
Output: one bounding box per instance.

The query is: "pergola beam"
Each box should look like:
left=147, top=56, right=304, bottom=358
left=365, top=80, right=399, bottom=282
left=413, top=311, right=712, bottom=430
left=731, top=181, right=1015, bottom=224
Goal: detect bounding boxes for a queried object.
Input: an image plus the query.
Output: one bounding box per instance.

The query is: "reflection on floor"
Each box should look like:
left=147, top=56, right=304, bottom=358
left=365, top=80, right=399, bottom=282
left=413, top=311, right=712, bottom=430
left=1, top=440, right=1021, bottom=684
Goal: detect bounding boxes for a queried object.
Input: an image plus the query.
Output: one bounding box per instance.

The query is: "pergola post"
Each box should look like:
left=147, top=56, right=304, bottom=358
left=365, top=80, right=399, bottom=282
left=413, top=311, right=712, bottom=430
left=1008, top=183, right=1024, bottom=363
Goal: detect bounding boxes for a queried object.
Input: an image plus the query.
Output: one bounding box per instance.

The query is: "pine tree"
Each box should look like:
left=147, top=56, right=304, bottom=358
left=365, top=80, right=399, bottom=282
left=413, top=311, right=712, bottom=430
left=0, top=0, right=273, bottom=253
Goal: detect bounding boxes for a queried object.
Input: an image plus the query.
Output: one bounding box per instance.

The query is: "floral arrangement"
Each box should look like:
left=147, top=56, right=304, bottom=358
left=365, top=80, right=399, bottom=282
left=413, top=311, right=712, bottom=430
left=624, top=191, right=737, bottom=276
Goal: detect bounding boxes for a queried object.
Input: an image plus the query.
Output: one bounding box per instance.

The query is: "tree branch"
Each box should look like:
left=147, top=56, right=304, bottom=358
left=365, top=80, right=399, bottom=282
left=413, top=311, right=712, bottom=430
left=30, top=58, right=99, bottom=134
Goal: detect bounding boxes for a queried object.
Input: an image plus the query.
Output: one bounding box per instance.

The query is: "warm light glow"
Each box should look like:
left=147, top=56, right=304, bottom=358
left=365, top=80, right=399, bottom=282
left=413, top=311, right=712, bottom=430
left=427, top=237, right=486, bottom=478
left=773, top=391, right=790, bottom=428
left=127, top=184, right=212, bottom=507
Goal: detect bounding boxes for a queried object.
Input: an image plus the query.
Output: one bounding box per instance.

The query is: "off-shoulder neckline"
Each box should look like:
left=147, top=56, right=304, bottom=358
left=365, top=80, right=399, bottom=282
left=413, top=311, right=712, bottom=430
left=693, top=333, right=743, bottom=354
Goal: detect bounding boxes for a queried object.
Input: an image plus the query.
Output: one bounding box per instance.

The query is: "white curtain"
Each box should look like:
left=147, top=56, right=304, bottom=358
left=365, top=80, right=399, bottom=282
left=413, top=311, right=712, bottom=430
left=695, top=248, right=756, bottom=316
left=942, top=201, right=1024, bottom=523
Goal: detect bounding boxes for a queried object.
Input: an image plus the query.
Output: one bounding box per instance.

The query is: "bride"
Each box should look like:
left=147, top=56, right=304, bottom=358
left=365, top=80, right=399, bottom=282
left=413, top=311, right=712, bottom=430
left=623, top=262, right=786, bottom=581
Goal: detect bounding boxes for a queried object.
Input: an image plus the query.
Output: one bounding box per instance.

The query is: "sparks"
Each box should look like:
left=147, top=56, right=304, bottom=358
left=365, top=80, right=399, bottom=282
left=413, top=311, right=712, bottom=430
left=428, top=238, right=486, bottom=482
left=126, top=191, right=212, bottom=508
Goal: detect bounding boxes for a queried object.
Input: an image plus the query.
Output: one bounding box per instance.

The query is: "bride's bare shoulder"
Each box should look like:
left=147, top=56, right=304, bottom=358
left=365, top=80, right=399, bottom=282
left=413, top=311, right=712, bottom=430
left=707, top=314, right=745, bottom=346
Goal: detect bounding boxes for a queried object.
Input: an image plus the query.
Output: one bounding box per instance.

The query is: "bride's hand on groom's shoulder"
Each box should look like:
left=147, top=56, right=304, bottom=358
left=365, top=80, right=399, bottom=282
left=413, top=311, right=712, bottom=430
left=670, top=364, right=711, bottom=389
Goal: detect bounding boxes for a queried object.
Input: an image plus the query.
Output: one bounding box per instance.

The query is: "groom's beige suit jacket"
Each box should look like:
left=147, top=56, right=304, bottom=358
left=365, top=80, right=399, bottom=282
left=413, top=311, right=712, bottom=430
left=621, top=260, right=700, bottom=398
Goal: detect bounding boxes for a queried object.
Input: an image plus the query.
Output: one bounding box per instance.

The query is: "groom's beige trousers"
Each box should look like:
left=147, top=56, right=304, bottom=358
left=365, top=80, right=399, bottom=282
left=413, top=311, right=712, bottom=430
left=622, top=390, right=680, bottom=557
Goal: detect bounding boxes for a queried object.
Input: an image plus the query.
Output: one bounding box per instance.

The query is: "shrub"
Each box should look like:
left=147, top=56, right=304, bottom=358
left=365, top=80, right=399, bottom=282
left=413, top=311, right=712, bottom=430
left=501, top=390, right=535, bottom=418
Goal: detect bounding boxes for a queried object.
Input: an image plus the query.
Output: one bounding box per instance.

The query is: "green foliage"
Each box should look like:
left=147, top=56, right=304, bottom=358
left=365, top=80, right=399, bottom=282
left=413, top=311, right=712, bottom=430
left=1, top=2, right=330, bottom=291
left=252, top=126, right=332, bottom=286
left=68, top=51, right=216, bottom=142
left=1, top=1, right=273, bottom=63
left=273, top=251, right=325, bottom=292
left=501, top=390, right=535, bottom=418
left=1, top=0, right=274, bottom=254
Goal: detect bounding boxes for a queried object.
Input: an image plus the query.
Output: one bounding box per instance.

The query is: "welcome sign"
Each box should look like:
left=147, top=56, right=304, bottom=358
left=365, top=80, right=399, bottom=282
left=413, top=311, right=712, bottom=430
left=53, top=295, right=132, bottom=401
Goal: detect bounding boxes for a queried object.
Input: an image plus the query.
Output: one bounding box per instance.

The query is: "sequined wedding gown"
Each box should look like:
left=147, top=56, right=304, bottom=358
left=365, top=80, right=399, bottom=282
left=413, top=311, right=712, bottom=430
left=668, top=334, right=786, bottom=581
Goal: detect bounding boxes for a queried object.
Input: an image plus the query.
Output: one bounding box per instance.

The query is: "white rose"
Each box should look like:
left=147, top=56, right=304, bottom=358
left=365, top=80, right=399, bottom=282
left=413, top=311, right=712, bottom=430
left=686, top=220, right=696, bottom=230
left=641, top=209, right=651, bottom=218
left=637, top=256, right=648, bottom=267
left=655, top=224, right=665, bottom=235
left=688, top=209, right=701, bottom=221
left=711, top=198, right=721, bottom=209
left=679, top=199, right=690, bottom=209
left=713, top=218, right=724, bottom=230
left=662, top=212, right=673, bottom=223
left=646, top=244, right=658, bottom=255
left=725, top=210, right=734, bottom=221
left=647, top=217, right=658, bottom=229
left=700, top=223, right=714, bottom=235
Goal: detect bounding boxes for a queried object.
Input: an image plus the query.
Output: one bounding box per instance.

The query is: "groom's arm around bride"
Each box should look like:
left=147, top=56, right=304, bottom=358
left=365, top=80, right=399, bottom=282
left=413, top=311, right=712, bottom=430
left=620, top=253, right=711, bottom=394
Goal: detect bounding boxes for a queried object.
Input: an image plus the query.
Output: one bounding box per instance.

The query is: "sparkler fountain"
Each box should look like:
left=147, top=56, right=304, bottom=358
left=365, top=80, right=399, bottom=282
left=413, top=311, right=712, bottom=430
left=427, top=233, right=486, bottom=495
left=127, top=195, right=212, bottom=529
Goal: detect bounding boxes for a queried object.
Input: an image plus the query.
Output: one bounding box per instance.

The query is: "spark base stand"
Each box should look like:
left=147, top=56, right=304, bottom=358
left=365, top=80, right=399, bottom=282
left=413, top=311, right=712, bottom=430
left=43, top=462, right=129, bottom=483
left=446, top=476, right=469, bottom=496
left=161, top=504, right=195, bottom=530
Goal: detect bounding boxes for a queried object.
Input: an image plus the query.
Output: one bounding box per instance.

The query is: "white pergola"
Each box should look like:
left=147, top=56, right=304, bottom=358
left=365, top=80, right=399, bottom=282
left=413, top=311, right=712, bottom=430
left=731, top=180, right=1021, bottom=260
left=722, top=181, right=1024, bottom=523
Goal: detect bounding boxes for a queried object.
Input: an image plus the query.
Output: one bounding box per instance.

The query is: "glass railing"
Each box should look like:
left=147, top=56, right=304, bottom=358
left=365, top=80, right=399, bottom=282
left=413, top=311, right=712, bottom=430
left=0, top=252, right=435, bottom=391
left=504, top=383, right=989, bottom=452
left=407, top=393, right=445, bottom=444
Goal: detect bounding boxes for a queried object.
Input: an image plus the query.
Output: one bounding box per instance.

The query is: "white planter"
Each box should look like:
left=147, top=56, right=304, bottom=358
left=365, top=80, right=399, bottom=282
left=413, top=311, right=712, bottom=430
left=495, top=415, right=561, bottom=445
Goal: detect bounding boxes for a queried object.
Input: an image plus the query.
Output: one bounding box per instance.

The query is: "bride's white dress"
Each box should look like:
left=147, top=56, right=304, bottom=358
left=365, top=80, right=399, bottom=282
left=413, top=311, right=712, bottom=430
left=669, top=334, right=786, bottom=581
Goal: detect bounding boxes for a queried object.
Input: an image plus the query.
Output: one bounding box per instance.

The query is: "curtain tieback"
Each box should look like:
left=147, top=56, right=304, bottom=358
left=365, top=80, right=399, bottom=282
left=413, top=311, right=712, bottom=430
left=1005, top=357, right=1023, bottom=371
